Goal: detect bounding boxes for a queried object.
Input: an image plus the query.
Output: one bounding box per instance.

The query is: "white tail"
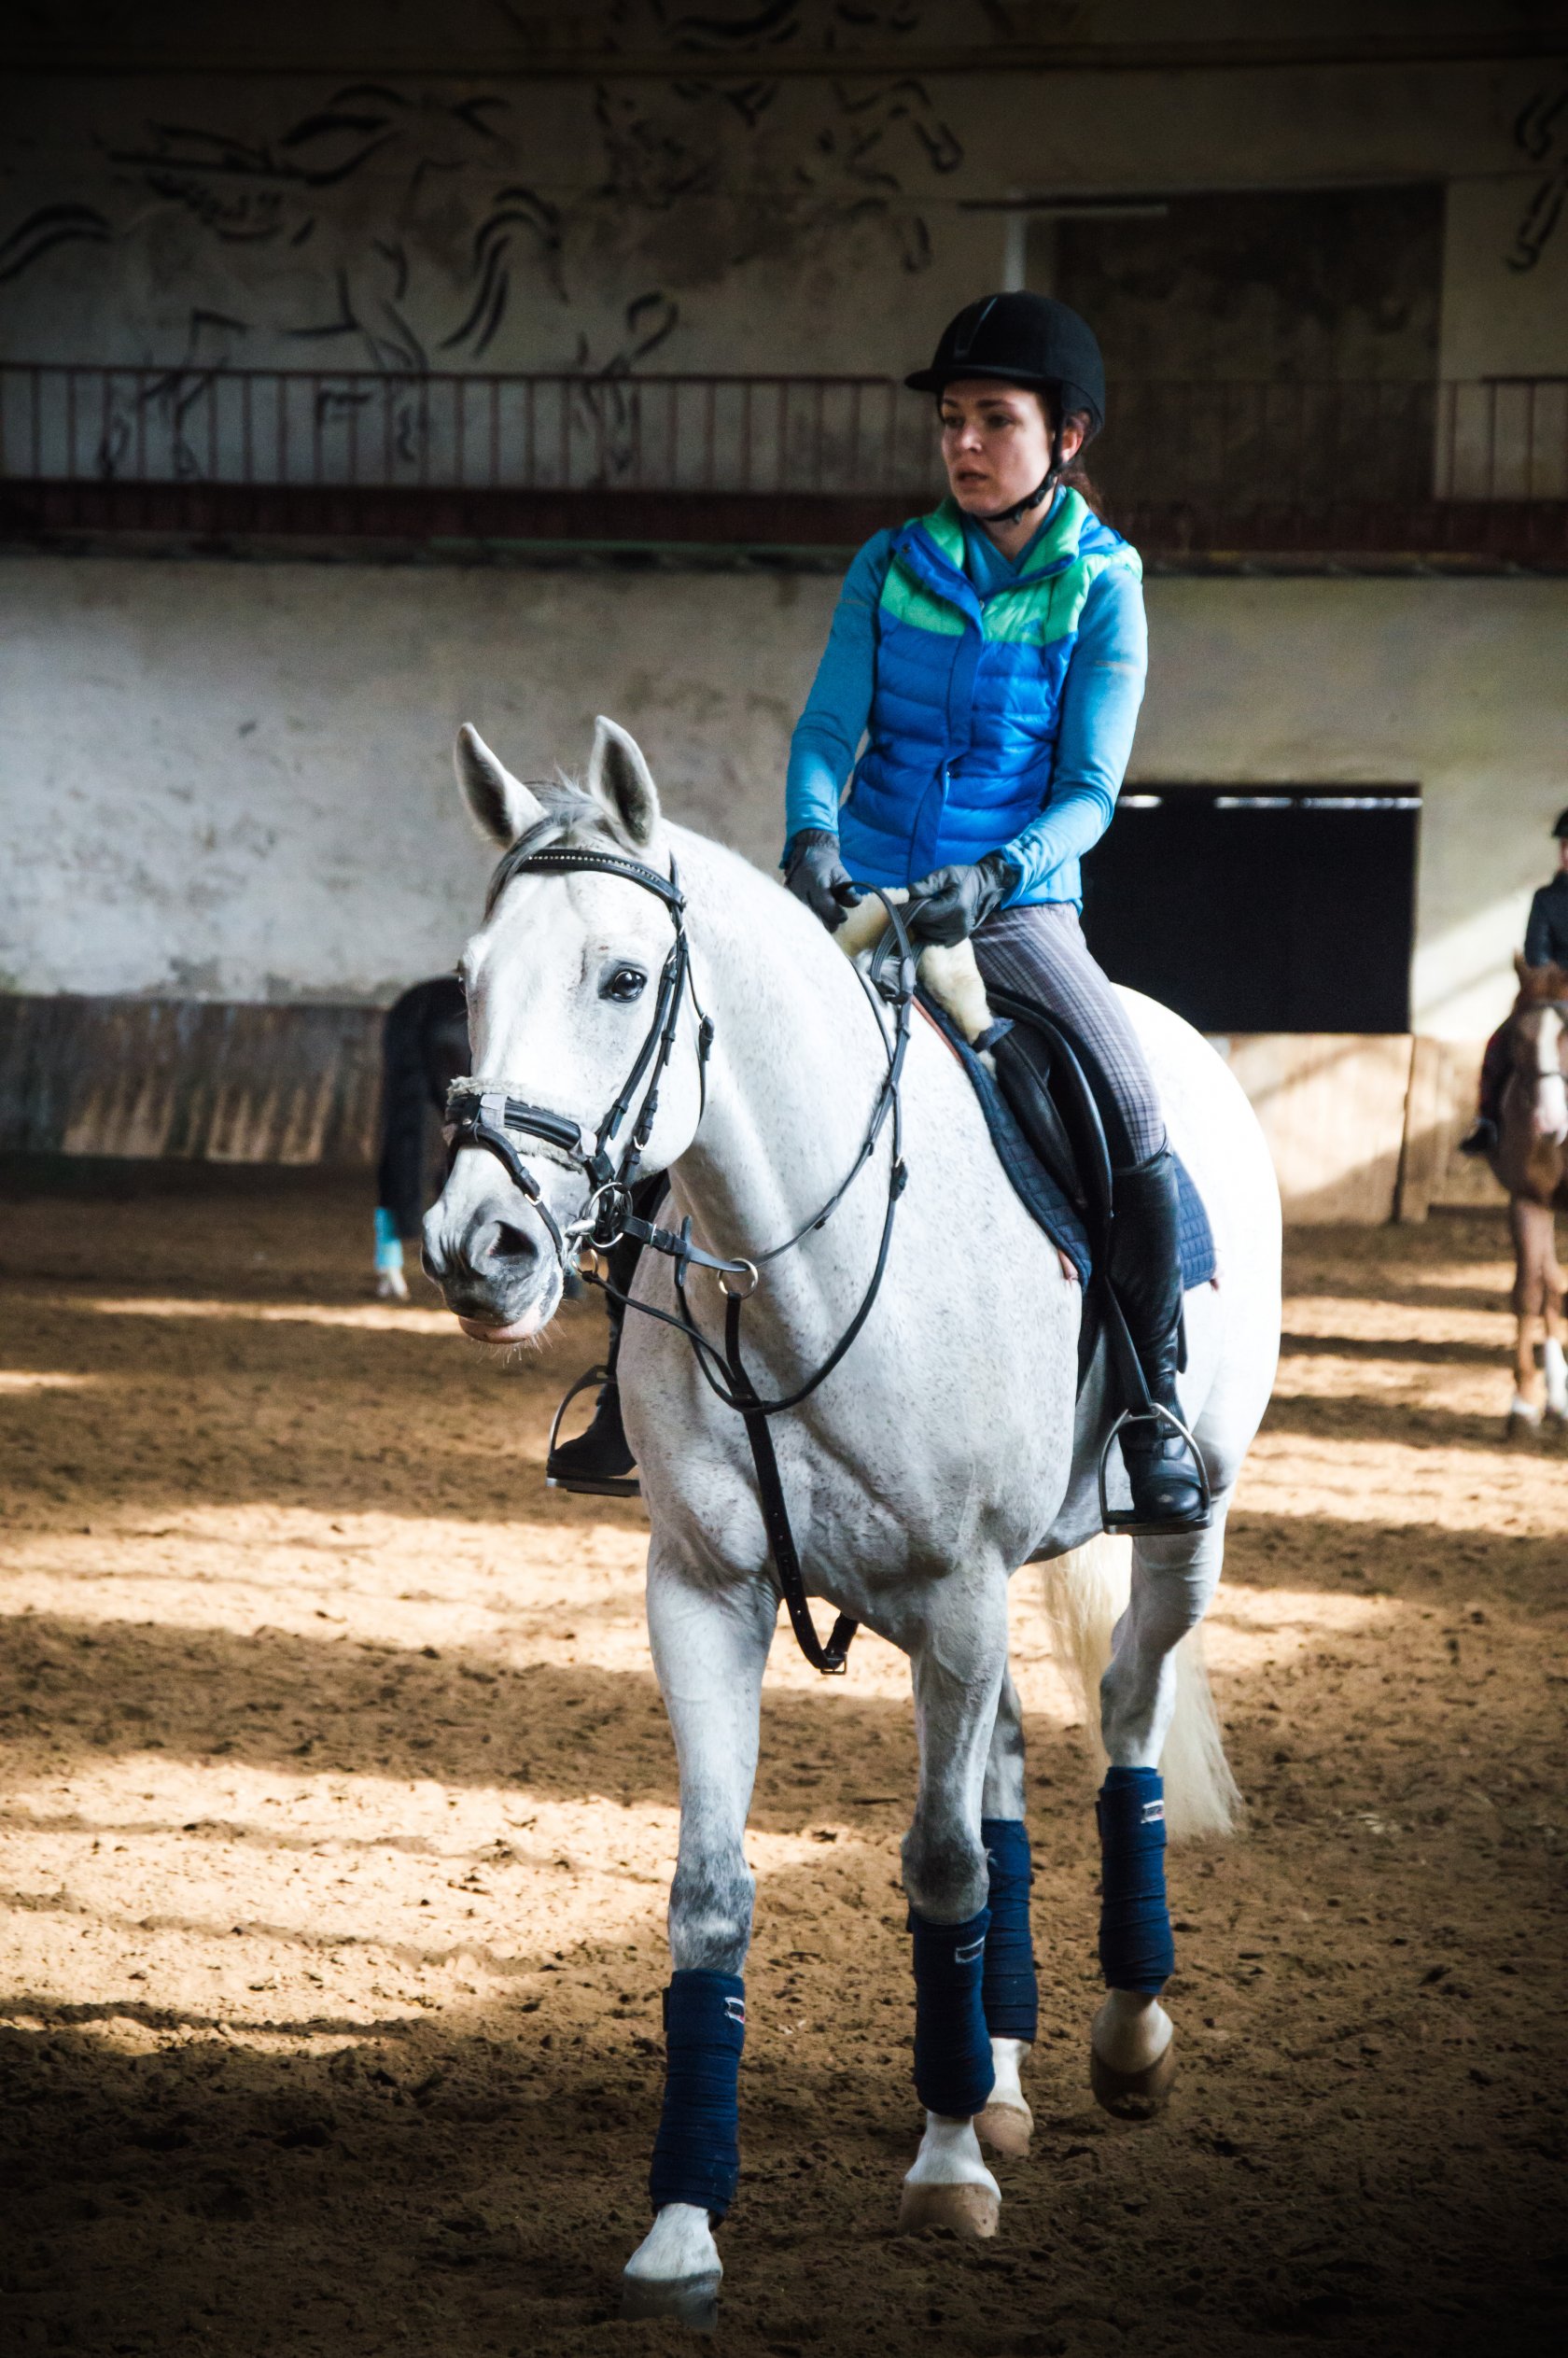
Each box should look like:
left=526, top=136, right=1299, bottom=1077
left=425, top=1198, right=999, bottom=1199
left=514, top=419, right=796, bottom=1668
left=1038, top=1535, right=1243, bottom=1842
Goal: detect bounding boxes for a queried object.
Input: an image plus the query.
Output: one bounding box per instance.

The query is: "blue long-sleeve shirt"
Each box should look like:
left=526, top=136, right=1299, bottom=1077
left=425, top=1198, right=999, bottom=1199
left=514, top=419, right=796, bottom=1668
left=786, top=504, right=1147, bottom=905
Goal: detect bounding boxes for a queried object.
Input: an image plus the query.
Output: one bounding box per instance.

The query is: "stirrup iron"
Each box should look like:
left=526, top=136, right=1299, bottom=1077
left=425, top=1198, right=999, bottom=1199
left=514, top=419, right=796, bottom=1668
left=546, top=1365, right=640, bottom=1499
left=1098, top=1400, right=1212, bottom=1537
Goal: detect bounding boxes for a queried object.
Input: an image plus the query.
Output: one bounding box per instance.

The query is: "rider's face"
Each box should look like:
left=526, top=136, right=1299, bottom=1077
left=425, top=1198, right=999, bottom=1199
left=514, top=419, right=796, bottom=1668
left=939, top=381, right=1083, bottom=520
left=1559, top=837, right=1568, bottom=874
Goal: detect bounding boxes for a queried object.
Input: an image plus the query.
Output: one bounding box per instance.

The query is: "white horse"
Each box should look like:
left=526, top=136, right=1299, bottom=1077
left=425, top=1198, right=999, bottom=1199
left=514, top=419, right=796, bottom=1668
left=424, top=718, right=1281, bottom=2327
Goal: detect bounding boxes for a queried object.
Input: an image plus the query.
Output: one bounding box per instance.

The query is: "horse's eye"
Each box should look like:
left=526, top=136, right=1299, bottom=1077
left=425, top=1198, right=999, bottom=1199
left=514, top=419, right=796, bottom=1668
left=602, top=965, right=647, bottom=1004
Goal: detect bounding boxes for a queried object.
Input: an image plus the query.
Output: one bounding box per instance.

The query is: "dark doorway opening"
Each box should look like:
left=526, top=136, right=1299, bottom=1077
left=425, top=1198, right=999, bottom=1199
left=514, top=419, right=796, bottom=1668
left=1080, top=787, right=1420, bottom=1032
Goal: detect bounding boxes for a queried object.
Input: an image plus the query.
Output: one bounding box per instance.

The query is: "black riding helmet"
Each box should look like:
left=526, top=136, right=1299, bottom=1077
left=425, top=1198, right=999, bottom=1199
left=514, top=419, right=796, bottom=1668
left=907, top=290, right=1107, bottom=526
left=1552, top=808, right=1568, bottom=838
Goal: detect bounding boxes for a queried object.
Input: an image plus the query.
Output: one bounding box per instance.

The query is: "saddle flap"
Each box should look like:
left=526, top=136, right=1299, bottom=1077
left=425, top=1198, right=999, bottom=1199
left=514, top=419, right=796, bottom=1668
left=990, top=1022, right=1087, bottom=1217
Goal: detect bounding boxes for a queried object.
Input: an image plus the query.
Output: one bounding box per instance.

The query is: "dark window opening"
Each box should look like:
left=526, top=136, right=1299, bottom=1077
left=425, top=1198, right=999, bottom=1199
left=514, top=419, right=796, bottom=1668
left=1029, top=184, right=1445, bottom=512
left=1080, top=787, right=1420, bottom=1033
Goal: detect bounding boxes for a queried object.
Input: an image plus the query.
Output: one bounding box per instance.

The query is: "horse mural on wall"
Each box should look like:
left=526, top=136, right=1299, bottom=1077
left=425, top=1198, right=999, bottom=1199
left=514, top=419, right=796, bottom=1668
left=0, top=29, right=966, bottom=492
left=0, top=7, right=965, bottom=371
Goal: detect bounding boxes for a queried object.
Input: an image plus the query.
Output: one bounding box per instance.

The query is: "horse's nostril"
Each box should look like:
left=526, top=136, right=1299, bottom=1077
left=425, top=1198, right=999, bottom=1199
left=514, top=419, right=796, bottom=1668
left=489, top=1220, right=537, bottom=1263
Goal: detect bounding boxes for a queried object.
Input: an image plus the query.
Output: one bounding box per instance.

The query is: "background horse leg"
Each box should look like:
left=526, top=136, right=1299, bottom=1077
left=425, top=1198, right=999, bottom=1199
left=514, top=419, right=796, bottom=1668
left=899, top=1577, right=1010, bottom=2239
left=975, top=1667, right=1036, bottom=2159
left=1508, top=1198, right=1555, bottom=1437
left=1091, top=1515, right=1228, bottom=2117
left=1543, top=1207, right=1567, bottom=1423
left=621, top=1558, right=776, bottom=2328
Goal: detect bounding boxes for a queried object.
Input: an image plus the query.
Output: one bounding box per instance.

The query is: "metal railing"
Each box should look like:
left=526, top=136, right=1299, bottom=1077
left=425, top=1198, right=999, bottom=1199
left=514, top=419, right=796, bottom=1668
left=0, top=365, right=941, bottom=501
left=2, top=363, right=1564, bottom=527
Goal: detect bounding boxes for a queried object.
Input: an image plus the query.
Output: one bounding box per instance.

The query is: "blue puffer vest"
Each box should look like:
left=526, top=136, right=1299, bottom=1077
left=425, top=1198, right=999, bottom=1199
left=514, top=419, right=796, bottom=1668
left=839, top=490, right=1141, bottom=904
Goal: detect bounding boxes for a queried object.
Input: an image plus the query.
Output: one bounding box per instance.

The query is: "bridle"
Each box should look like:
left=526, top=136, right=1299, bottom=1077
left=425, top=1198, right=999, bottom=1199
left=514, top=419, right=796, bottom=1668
left=443, top=840, right=917, bottom=1675
left=444, top=846, right=729, bottom=1273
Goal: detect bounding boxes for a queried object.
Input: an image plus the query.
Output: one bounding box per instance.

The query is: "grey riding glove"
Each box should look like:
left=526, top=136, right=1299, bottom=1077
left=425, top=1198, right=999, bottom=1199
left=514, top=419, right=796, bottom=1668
left=784, top=828, right=861, bottom=934
left=904, top=852, right=1018, bottom=948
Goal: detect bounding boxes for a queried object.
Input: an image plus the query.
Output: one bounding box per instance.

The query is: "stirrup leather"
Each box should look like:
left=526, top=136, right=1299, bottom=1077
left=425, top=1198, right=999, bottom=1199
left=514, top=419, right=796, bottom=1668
left=546, top=1365, right=640, bottom=1499
left=1098, top=1399, right=1212, bottom=1536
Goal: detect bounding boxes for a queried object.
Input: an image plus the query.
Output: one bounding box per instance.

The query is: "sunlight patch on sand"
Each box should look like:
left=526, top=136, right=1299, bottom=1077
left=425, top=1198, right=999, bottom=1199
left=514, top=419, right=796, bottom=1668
left=73, top=1296, right=462, bottom=1335
left=0, top=1755, right=886, bottom=2043
left=0, top=1505, right=649, bottom=1655
left=1237, top=1428, right=1564, bottom=1535
left=0, top=1370, right=97, bottom=1392
left=1273, top=1351, right=1510, bottom=1417
left=1201, top=1581, right=1395, bottom=1675
left=1281, top=1295, right=1513, bottom=1350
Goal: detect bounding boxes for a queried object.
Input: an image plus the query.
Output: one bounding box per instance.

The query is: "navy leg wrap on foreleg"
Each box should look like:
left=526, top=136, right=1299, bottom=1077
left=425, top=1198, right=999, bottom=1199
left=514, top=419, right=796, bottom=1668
left=1096, top=1766, right=1175, bottom=1993
left=648, top=1970, right=746, bottom=2219
left=980, top=1818, right=1038, bottom=2042
left=909, top=1906, right=996, bottom=2117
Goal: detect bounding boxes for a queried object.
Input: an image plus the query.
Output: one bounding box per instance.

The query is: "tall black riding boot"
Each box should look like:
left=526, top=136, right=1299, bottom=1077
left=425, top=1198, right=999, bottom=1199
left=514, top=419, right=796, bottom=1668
left=546, top=1222, right=643, bottom=1498
left=1106, top=1148, right=1210, bottom=1536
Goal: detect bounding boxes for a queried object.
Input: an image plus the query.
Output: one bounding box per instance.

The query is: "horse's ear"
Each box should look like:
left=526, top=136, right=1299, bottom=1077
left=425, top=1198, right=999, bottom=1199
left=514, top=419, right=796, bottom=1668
left=1516, top=950, right=1533, bottom=982
left=585, top=716, right=661, bottom=848
left=454, top=724, right=545, bottom=849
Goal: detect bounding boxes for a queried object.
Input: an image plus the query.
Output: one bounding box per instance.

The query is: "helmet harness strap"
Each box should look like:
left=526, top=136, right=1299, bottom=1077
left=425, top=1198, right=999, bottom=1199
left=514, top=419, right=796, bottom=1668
left=975, top=411, right=1067, bottom=530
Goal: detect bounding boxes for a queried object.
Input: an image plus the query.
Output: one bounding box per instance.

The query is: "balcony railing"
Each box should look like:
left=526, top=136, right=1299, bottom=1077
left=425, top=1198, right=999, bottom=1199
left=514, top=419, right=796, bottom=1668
left=0, top=365, right=936, bottom=500
left=2, top=364, right=1564, bottom=559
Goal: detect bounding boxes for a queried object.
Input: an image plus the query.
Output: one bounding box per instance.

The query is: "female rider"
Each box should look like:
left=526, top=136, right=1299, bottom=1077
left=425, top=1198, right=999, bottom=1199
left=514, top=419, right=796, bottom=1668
left=550, top=290, right=1206, bottom=1536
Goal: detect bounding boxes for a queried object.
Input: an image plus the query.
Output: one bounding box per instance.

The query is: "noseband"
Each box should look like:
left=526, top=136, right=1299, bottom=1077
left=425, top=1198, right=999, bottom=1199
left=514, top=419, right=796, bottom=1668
left=444, top=838, right=917, bottom=1676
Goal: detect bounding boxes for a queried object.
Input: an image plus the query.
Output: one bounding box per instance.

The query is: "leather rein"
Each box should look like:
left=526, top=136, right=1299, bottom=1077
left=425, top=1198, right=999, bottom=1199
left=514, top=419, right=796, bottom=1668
left=443, top=843, right=917, bottom=1675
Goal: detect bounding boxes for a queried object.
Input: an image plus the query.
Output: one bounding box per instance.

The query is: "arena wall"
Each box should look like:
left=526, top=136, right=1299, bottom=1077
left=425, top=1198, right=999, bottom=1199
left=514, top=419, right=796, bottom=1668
left=4, top=8, right=1566, bottom=1214
left=2, top=552, right=1561, bottom=1046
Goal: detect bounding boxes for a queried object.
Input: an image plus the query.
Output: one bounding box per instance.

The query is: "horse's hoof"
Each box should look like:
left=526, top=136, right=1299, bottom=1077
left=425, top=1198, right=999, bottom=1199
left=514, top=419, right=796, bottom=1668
left=1505, top=1411, right=1540, bottom=1444
left=620, top=2270, right=721, bottom=2333
left=1089, top=2032, right=1177, bottom=2121
left=897, top=2181, right=1000, bottom=2239
left=975, top=2096, right=1032, bottom=2158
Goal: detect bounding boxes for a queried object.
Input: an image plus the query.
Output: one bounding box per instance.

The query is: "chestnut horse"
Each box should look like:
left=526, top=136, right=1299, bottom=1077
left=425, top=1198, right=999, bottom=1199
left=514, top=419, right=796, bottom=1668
left=1485, top=956, right=1568, bottom=1437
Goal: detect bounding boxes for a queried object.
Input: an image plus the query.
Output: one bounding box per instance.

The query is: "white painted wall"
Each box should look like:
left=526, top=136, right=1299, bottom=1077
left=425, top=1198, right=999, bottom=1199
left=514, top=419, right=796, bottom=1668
left=3, top=554, right=1563, bottom=1037
left=0, top=554, right=830, bottom=1003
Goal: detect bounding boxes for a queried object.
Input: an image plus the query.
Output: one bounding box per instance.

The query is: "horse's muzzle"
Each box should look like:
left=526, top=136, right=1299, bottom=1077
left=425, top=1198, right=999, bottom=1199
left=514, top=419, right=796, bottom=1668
left=422, top=1195, right=561, bottom=1343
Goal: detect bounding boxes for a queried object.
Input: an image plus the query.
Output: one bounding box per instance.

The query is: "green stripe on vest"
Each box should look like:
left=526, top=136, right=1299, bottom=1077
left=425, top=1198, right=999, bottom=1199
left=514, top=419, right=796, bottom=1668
left=879, top=490, right=1141, bottom=646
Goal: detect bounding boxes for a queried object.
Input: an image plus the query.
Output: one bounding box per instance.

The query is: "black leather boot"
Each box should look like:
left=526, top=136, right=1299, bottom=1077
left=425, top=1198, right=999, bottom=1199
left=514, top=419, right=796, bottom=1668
left=547, top=1224, right=643, bottom=1498
left=1105, top=1148, right=1210, bottom=1536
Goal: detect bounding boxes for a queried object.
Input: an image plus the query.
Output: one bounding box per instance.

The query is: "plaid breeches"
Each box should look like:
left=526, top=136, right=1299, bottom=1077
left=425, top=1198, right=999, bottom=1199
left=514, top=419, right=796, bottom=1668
left=971, top=901, right=1167, bottom=1170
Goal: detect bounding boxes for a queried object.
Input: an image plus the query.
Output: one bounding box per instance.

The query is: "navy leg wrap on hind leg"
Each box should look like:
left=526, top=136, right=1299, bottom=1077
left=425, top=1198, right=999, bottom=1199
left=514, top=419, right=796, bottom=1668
left=1097, top=1766, right=1174, bottom=1993
left=980, top=1818, right=1038, bottom=2042
left=909, top=1906, right=996, bottom=2117
left=648, top=1970, right=745, bottom=2219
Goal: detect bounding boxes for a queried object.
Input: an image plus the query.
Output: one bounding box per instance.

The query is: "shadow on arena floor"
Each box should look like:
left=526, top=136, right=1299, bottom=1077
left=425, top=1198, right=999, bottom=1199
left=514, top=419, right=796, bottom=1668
left=3, top=1185, right=1565, bottom=2354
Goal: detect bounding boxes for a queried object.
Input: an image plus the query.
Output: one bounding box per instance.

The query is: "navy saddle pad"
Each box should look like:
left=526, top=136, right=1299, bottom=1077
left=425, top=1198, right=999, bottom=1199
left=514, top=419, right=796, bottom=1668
left=918, top=994, right=1216, bottom=1292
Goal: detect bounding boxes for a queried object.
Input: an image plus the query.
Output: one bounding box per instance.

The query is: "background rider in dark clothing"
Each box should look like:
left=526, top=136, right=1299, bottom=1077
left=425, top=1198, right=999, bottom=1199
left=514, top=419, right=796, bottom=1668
left=373, top=975, right=469, bottom=1296
left=1463, top=807, right=1568, bottom=1155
